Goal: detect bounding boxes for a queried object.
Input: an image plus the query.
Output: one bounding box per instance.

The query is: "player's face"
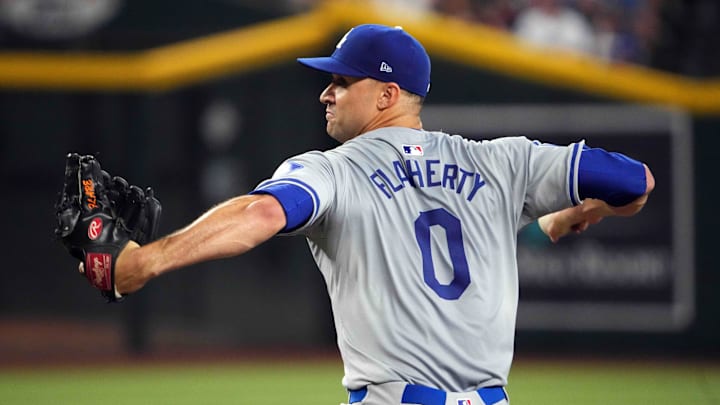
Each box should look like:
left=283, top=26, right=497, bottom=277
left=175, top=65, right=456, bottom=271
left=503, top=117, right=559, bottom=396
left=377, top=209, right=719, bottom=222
left=319, top=74, right=385, bottom=143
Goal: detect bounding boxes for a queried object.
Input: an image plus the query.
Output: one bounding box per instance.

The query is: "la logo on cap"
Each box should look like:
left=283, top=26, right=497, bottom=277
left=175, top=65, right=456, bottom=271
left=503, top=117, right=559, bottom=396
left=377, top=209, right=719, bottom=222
left=336, top=28, right=353, bottom=49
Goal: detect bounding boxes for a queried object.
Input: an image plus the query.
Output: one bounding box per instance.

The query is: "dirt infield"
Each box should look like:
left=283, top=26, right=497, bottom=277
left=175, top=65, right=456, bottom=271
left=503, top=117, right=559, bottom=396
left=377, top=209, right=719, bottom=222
left=2, top=317, right=717, bottom=370
left=0, top=317, right=341, bottom=368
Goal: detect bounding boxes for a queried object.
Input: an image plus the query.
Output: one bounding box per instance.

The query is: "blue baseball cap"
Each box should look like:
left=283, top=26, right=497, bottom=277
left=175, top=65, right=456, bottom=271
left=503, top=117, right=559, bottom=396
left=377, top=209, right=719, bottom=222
left=297, top=24, right=431, bottom=97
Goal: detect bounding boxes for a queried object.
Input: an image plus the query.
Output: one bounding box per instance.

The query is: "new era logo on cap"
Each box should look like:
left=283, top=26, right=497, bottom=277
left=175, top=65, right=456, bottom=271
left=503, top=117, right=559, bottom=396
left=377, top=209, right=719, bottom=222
left=380, top=61, right=393, bottom=73
left=297, top=24, right=431, bottom=97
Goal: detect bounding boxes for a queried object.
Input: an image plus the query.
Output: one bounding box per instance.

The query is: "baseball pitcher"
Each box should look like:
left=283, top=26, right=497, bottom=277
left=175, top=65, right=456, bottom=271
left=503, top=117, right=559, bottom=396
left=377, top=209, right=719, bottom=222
left=55, top=24, right=654, bottom=405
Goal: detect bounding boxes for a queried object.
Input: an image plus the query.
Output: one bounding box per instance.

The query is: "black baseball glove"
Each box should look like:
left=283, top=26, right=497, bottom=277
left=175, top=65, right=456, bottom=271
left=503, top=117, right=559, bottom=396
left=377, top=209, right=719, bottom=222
left=54, top=153, right=161, bottom=302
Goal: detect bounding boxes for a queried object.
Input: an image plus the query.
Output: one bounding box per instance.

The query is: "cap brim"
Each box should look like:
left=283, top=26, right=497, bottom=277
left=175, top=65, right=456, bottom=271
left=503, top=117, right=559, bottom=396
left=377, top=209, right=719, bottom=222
left=297, top=57, right=367, bottom=78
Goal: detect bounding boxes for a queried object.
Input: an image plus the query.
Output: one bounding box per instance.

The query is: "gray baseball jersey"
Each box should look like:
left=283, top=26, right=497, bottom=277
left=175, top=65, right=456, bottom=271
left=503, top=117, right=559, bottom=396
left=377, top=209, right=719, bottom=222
left=253, top=127, right=583, bottom=392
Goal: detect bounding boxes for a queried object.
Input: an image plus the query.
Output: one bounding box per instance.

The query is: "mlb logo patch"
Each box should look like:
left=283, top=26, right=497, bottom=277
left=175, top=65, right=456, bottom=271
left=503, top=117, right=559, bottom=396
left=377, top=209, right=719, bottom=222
left=402, top=144, right=424, bottom=156
left=457, top=399, right=472, bottom=405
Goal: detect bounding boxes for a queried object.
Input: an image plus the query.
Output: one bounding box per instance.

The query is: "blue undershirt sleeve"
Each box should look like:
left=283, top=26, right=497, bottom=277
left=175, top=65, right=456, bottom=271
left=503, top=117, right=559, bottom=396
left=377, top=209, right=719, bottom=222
left=578, top=147, right=647, bottom=206
left=249, top=183, right=314, bottom=233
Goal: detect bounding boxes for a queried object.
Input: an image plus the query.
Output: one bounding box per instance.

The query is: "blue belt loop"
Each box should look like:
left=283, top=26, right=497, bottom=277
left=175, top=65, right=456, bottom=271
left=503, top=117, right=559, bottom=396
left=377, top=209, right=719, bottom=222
left=348, top=387, right=368, bottom=404
left=401, top=384, right=446, bottom=404
left=477, top=386, right=507, bottom=404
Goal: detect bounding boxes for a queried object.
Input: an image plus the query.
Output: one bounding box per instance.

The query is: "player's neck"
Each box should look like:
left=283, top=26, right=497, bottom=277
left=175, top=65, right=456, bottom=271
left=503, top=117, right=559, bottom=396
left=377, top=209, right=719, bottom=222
left=361, top=112, right=422, bottom=136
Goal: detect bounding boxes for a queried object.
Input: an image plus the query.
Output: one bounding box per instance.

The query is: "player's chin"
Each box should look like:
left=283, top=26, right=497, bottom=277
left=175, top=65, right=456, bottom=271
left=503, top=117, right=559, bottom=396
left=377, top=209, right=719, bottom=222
left=327, top=128, right=353, bottom=143
left=326, top=123, right=340, bottom=139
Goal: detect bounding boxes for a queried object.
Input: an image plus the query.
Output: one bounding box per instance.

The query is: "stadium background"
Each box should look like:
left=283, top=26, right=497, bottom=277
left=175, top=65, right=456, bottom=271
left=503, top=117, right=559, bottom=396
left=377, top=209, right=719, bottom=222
left=0, top=1, right=718, bottom=403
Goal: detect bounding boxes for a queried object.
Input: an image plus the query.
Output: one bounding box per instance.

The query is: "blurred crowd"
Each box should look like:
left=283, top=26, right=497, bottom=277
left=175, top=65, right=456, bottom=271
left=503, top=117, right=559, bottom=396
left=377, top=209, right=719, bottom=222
left=434, top=0, right=664, bottom=65
left=289, top=0, right=719, bottom=76
left=0, top=0, right=717, bottom=76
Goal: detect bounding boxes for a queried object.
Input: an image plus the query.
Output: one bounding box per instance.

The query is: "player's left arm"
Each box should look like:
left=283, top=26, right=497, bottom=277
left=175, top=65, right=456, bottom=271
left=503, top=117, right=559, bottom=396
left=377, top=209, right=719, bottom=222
left=114, top=168, right=321, bottom=294
left=113, top=194, right=287, bottom=294
left=539, top=148, right=655, bottom=243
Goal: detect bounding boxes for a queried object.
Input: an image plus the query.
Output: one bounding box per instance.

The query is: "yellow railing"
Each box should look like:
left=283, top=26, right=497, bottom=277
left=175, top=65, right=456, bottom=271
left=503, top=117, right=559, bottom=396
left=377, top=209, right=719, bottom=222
left=0, top=0, right=718, bottom=114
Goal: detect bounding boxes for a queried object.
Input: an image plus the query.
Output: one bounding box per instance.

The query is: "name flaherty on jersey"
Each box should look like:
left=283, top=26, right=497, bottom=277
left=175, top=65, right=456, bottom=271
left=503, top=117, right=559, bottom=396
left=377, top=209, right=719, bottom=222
left=368, top=158, right=487, bottom=201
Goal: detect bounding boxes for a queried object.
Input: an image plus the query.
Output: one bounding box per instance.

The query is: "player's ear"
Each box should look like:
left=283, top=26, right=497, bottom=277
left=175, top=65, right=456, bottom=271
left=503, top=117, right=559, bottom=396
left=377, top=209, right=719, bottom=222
left=377, top=82, right=401, bottom=110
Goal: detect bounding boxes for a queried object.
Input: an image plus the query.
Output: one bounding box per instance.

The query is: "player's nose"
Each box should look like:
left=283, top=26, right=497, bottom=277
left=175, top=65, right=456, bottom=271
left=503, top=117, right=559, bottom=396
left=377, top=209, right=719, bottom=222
left=319, top=83, right=334, bottom=104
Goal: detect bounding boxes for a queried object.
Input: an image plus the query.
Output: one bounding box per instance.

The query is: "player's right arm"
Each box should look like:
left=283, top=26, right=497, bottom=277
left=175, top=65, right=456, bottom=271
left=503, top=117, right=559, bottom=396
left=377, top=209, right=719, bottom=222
left=113, top=193, right=287, bottom=295
left=539, top=149, right=655, bottom=242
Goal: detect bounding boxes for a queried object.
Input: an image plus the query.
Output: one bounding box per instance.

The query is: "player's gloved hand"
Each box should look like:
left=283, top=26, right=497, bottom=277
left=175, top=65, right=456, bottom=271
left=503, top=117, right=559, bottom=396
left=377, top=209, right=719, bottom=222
left=54, top=153, right=162, bottom=302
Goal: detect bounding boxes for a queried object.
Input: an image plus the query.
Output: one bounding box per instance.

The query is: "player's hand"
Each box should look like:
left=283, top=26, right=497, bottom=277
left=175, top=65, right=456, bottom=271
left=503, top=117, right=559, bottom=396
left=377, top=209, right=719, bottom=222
left=538, top=199, right=607, bottom=243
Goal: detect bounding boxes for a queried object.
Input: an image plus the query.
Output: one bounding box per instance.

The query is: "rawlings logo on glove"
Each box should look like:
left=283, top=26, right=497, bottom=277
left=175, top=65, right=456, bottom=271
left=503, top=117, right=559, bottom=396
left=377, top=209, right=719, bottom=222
left=54, top=153, right=161, bottom=302
left=87, top=252, right=112, bottom=290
